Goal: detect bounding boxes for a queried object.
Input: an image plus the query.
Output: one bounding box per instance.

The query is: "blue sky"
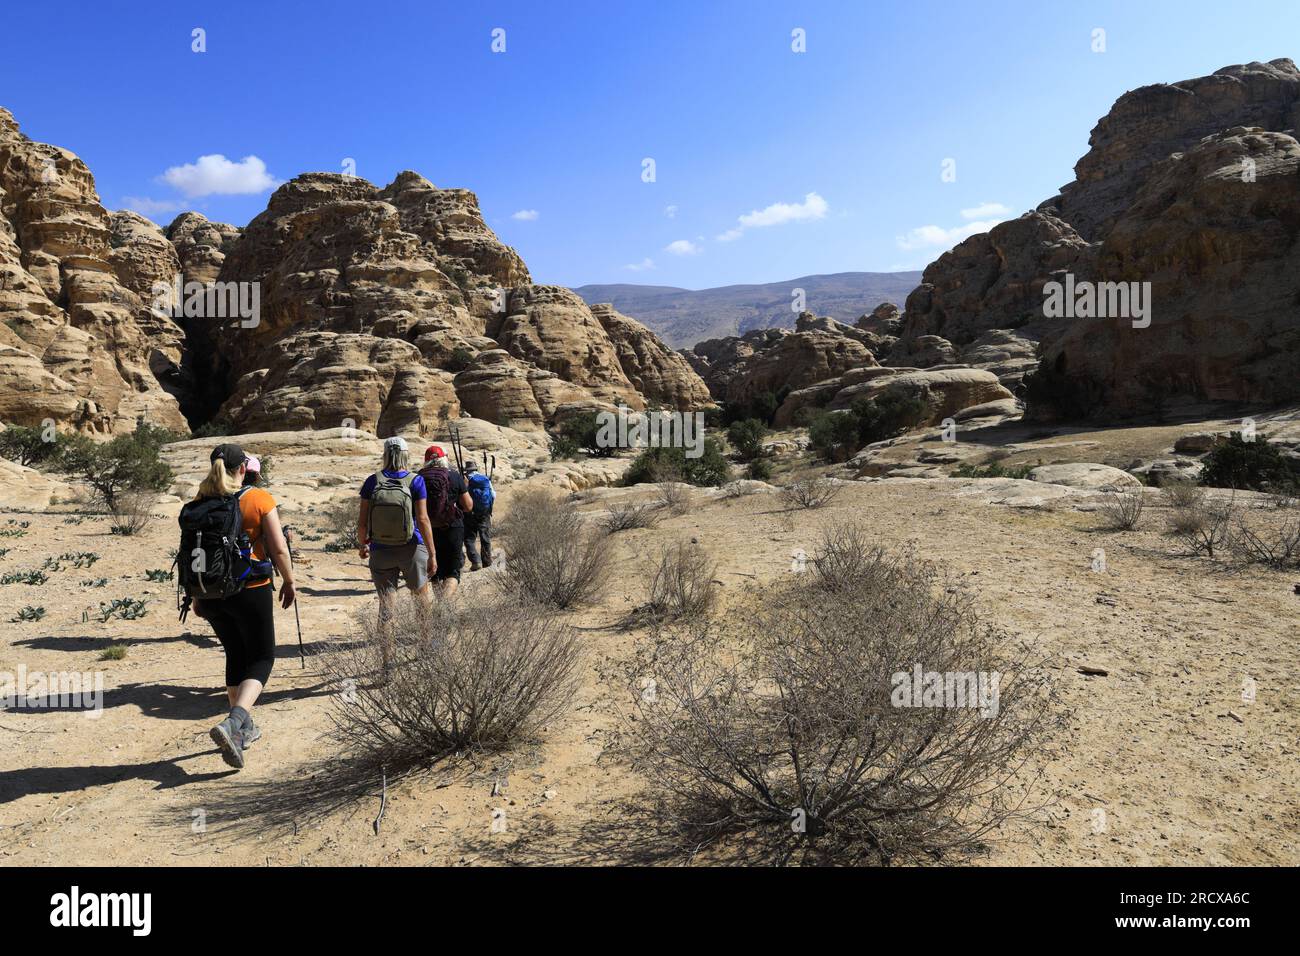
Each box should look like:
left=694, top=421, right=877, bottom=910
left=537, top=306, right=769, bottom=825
left=1, top=1, right=1294, bottom=288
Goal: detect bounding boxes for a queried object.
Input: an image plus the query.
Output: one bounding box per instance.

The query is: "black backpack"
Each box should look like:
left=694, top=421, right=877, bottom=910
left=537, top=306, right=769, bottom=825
left=175, top=489, right=269, bottom=619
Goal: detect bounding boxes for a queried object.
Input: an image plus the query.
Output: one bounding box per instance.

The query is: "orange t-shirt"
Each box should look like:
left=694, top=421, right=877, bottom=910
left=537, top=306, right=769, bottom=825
left=238, top=487, right=276, bottom=588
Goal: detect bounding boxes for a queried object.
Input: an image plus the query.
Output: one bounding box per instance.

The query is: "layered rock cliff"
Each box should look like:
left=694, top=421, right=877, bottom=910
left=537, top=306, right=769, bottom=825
left=0, top=112, right=710, bottom=439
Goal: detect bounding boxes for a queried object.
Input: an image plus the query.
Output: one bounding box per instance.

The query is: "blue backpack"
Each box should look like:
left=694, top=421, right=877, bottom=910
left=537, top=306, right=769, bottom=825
left=467, top=472, right=495, bottom=515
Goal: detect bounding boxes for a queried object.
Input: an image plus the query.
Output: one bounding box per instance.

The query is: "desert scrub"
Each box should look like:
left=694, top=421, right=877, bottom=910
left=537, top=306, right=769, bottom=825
left=1200, top=433, right=1299, bottom=492
left=144, top=568, right=174, bottom=582
left=1, top=569, right=48, bottom=585
left=321, top=495, right=358, bottom=552
left=81, top=578, right=108, bottom=588
left=601, top=502, right=663, bottom=534
left=625, top=541, right=1062, bottom=865
left=1097, top=486, right=1144, bottom=531
left=321, top=593, right=583, bottom=773
left=99, top=597, right=148, bottom=621
left=59, top=551, right=100, bottom=568
left=11, top=606, right=45, bottom=622
left=645, top=539, right=717, bottom=620
left=779, top=476, right=841, bottom=510
left=99, top=645, right=128, bottom=661
left=495, top=489, right=610, bottom=609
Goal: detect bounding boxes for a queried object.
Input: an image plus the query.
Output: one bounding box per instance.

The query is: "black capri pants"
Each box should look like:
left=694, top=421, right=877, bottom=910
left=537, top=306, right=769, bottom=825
left=198, top=584, right=276, bottom=686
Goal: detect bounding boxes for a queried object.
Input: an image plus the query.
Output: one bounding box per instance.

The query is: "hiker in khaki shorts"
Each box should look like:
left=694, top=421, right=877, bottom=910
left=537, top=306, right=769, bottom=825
left=357, top=436, right=437, bottom=612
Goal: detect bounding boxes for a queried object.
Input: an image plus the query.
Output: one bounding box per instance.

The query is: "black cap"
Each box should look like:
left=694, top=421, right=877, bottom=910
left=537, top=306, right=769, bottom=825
left=210, top=443, right=247, bottom=470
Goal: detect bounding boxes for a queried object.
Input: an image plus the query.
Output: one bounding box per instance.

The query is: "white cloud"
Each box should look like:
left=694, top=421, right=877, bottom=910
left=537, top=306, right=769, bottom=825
left=664, top=239, right=701, bottom=256
left=960, top=201, right=1012, bottom=220
left=121, top=196, right=187, bottom=217
left=161, top=154, right=278, bottom=197
left=715, top=191, right=827, bottom=241
left=624, top=258, right=655, bottom=272
left=511, top=209, right=539, bottom=221
left=895, top=218, right=1004, bottom=251
left=664, top=204, right=678, bottom=219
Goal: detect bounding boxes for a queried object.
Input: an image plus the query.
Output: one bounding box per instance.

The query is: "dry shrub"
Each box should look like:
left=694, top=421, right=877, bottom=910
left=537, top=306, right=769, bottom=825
left=719, top=480, right=758, bottom=499
left=603, top=501, right=663, bottom=534
left=1097, top=486, right=1144, bottom=531
left=647, top=540, right=717, bottom=620
left=1162, top=479, right=1208, bottom=535
left=779, top=476, right=841, bottom=510
left=656, top=481, right=689, bottom=515
left=625, top=544, right=1062, bottom=865
left=107, top=490, right=156, bottom=536
left=809, top=522, right=885, bottom=593
left=497, top=488, right=611, bottom=608
left=1230, top=515, right=1300, bottom=568
left=322, top=593, right=584, bottom=772
left=1174, top=493, right=1236, bottom=558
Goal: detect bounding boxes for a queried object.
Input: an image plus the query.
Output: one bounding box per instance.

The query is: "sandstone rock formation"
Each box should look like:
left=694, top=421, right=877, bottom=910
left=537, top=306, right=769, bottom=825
left=189, top=172, right=708, bottom=436
left=0, top=108, right=187, bottom=434
left=892, top=59, right=1300, bottom=420
left=0, top=110, right=708, bottom=441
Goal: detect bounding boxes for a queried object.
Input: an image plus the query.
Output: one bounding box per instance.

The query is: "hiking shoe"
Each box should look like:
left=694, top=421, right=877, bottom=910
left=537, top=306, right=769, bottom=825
left=241, top=719, right=262, bottom=748
left=469, top=562, right=482, bottom=572
left=210, top=716, right=246, bottom=769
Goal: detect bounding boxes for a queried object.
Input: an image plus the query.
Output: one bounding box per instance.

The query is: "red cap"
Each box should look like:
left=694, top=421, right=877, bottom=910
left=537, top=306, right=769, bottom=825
left=424, top=444, right=445, bottom=462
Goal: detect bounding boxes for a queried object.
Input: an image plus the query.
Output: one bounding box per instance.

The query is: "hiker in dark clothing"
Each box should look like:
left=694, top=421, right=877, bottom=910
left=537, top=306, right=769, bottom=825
left=419, top=444, right=474, bottom=597
left=184, top=444, right=296, bottom=771
left=462, top=459, right=495, bottom=571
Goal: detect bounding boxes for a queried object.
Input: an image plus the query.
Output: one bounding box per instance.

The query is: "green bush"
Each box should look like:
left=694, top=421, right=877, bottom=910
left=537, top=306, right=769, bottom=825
left=722, top=388, right=790, bottom=427
left=726, top=418, right=768, bottom=461
left=625, top=439, right=731, bottom=487
left=808, top=391, right=928, bottom=462
left=0, top=424, right=72, bottom=467
left=58, top=423, right=177, bottom=510
left=551, top=411, right=617, bottom=459
left=446, top=346, right=476, bottom=372
left=1200, top=433, right=1299, bottom=491
left=746, top=457, right=773, bottom=481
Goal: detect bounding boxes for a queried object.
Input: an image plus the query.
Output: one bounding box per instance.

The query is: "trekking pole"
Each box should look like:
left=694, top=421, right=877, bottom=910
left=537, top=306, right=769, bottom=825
left=285, top=527, right=305, bottom=668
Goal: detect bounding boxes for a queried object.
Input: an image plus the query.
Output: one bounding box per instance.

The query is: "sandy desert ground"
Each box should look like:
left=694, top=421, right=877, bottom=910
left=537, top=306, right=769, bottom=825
left=1, top=420, right=1298, bottom=867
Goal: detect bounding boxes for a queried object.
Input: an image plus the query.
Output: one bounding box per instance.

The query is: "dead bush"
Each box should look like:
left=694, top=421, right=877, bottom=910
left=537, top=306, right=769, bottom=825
left=809, top=522, right=888, bottom=593
left=1097, top=486, right=1144, bottom=531
left=647, top=540, right=717, bottom=620
left=603, top=501, right=663, bottom=534
left=1175, top=493, right=1236, bottom=558
left=779, top=476, right=841, bottom=510
left=626, top=547, right=1061, bottom=865
left=1230, top=515, right=1300, bottom=569
left=496, top=488, right=611, bottom=608
left=322, top=593, right=583, bottom=772
left=107, top=490, right=156, bottom=536
left=655, top=481, right=689, bottom=515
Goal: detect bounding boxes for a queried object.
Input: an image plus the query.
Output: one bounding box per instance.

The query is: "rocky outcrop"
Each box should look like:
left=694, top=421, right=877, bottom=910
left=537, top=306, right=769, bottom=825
left=774, top=366, right=1015, bottom=428
left=891, top=58, right=1300, bottom=420
left=0, top=108, right=188, bottom=434
left=1045, top=59, right=1300, bottom=241
left=591, top=303, right=714, bottom=409
left=188, top=172, right=708, bottom=436
left=684, top=315, right=877, bottom=405
left=0, top=104, right=708, bottom=441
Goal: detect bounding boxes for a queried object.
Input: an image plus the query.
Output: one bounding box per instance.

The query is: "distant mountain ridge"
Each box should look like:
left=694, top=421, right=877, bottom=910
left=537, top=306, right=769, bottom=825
left=573, top=271, right=923, bottom=349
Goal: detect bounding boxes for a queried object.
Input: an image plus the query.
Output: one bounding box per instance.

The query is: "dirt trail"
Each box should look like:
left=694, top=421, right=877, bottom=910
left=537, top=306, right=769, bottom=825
left=2, top=472, right=1297, bottom=866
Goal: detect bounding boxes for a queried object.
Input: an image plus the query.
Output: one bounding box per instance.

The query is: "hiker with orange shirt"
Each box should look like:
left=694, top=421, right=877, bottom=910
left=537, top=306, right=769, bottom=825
left=177, top=444, right=296, bottom=771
